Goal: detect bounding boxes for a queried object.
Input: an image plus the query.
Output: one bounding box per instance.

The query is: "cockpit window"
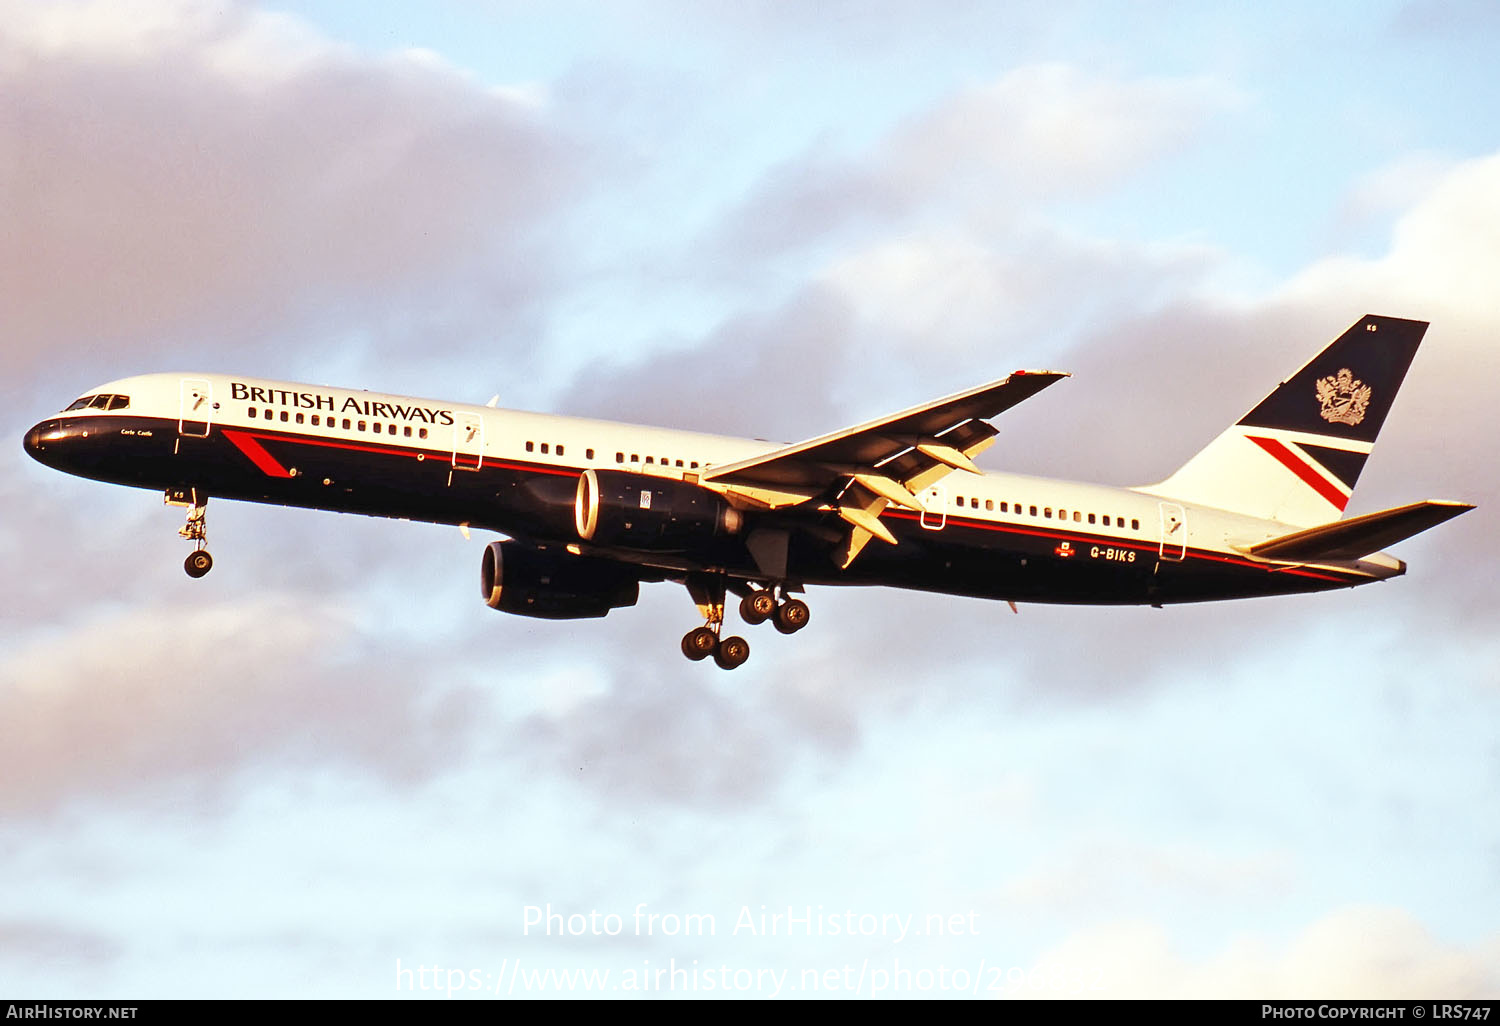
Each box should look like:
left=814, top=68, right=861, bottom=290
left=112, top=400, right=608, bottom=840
left=64, top=394, right=130, bottom=412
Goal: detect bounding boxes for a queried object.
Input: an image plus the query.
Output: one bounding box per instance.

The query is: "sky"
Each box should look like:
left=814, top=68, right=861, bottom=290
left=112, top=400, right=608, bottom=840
left=2, top=0, right=1498, bottom=1000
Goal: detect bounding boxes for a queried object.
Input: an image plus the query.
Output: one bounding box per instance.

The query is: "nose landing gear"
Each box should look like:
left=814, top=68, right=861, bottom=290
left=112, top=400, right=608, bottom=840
left=167, top=488, right=214, bottom=578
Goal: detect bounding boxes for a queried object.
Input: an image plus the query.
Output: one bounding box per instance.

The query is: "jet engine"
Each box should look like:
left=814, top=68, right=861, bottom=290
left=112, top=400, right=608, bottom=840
left=574, top=469, right=743, bottom=550
left=481, top=540, right=639, bottom=619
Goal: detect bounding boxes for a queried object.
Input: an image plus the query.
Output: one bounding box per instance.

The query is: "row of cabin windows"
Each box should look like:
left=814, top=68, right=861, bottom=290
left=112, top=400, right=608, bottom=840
left=527, top=442, right=708, bottom=469
left=244, top=410, right=715, bottom=469
left=246, top=407, right=429, bottom=439
left=616, top=452, right=701, bottom=470
left=953, top=493, right=1140, bottom=531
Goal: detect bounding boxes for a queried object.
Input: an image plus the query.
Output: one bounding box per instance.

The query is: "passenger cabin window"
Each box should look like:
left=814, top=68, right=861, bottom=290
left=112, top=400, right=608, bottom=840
left=526, top=441, right=534, bottom=452
left=1131, top=518, right=1140, bottom=530
left=541, top=443, right=549, bottom=454
left=586, top=448, right=595, bottom=460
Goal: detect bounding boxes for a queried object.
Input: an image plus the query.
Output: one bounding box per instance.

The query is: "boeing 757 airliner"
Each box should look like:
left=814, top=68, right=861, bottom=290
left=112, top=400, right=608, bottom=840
left=23, top=315, right=1472, bottom=669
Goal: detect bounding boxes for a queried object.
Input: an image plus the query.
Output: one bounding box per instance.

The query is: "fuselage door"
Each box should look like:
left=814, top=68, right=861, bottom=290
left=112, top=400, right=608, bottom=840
left=1158, top=501, right=1187, bottom=562
left=178, top=378, right=213, bottom=437
left=452, top=412, right=484, bottom=471
left=921, top=484, right=947, bottom=530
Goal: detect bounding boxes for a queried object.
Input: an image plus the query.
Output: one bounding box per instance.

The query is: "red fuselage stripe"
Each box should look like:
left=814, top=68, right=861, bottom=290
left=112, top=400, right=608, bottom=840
left=882, top=509, right=1351, bottom=583
left=225, top=424, right=1355, bottom=585
left=226, top=427, right=580, bottom=478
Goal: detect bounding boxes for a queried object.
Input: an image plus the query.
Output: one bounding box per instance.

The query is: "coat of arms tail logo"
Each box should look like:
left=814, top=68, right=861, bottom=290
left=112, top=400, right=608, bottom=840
left=1315, top=368, right=1372, bottom=426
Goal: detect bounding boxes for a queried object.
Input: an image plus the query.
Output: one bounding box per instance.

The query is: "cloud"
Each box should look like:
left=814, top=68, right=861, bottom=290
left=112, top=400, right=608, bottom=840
left=0, top=593, right=487, bottom=817
left=1031, top=908, right=1500, bottom=998
left=0, top=0, right=576, bottom=380
left=552, top=285, right=860, bottom=438
left=713, top=63, right=1243, bottom=260
left=1286, top=151, right=1500, bottom=330
left=0, top=919, right=122, bottom=973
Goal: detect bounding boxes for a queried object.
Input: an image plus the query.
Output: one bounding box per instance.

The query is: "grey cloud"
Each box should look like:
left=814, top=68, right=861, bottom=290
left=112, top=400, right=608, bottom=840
left=709, top=64, right=1242, bottom=263
left=0, top=593, right=488, bottom=818
left=553, top=285, right=859, bottom=438
left=0, top=1, right=577, bottom=381
left=0, top=919, right=122, bottom=971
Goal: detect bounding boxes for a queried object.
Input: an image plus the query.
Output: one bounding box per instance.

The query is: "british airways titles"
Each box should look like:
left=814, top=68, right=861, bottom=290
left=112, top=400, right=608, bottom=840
left=229, top=381, right=456, bottom=426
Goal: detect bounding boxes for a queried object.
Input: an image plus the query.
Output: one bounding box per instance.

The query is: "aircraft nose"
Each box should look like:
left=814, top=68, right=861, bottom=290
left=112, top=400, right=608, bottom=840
left=23, top=419, right=58, bottom=461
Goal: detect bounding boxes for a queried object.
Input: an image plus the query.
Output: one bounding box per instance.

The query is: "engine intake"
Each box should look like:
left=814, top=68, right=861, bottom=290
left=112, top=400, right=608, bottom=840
left=481, top=540, right=639, bottom=620
left=575, top=469, right=742, bottom=550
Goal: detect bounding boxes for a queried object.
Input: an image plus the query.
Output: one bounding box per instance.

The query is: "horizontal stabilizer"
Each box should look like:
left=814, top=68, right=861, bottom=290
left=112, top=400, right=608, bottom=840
left=1245, top=500, right=1474, bottom=561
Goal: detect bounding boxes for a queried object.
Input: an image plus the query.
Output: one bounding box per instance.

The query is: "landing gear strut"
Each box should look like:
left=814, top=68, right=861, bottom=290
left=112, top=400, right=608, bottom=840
left=682, top=574, right=750, bottom=670
left=681, top=579, right=811, bottom=669
left=168, top=488, right=214, bottom=578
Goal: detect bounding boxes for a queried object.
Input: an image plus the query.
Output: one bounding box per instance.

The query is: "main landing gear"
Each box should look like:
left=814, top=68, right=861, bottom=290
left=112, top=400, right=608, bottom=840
left=738, top=589, right=809, bottom=635
left=167, top=488, right=214, bottom=578
left=681, top=576, right=810, bottom=670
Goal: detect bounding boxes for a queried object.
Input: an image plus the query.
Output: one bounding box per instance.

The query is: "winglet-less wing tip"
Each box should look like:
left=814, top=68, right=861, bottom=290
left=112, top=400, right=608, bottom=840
left=1012, top=369, right=1070, bottom=378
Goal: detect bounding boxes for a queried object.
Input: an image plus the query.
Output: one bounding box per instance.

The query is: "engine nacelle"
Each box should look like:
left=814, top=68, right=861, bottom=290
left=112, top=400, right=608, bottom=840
left=574, top=469, right=743, bottom=550
left=481, top=540, right=639, bottom=620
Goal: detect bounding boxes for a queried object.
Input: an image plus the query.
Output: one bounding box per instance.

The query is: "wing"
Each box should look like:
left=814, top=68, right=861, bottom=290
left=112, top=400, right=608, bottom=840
left=701, top=369, right=1068, bottom=568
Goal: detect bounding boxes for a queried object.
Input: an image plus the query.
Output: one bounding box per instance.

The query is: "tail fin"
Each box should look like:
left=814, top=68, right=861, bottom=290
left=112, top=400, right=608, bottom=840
left=1141, top=315, right=1427, bottom=527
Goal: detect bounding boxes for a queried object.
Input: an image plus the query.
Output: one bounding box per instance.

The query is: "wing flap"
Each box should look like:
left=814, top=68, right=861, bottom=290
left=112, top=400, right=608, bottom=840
left=1244, top=500, right=1473, bottom=561
left=702, top=370, right=1066, bottom=492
